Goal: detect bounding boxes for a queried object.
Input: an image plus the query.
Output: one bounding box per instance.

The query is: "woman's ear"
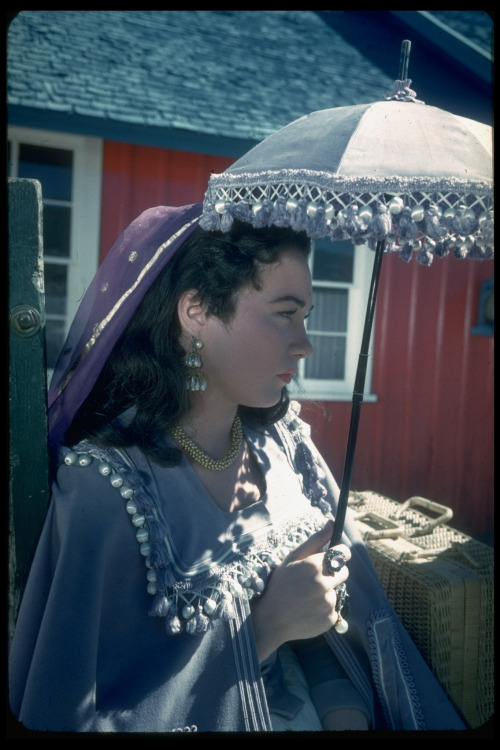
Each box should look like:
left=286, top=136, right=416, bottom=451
left=177, top=289, right=207, bottom=340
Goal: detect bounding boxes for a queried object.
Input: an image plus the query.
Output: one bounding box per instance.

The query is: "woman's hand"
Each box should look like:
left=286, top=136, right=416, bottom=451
left=251, top=520, right=350, bottom=663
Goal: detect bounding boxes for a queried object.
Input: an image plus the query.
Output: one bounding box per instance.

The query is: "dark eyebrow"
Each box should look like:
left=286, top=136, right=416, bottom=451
left=270, top=295, right=308, bottom=307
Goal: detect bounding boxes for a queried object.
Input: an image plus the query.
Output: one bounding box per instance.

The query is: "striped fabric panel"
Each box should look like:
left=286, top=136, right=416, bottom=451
left=229, top=597, right=272, bottom=732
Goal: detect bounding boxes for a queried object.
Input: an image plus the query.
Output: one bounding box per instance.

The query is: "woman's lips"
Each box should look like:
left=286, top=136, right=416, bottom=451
left=277, top=370, right=296, bottom=384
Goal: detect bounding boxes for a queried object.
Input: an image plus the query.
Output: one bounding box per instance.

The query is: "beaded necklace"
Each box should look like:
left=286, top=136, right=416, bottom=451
left=171, top=414, right=243, bottom=471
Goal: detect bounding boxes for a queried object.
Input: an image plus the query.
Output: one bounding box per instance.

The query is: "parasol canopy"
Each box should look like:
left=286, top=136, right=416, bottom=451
left=200, top=41, right=493, bottom=550
left=201, top=78, right=493, bottom=264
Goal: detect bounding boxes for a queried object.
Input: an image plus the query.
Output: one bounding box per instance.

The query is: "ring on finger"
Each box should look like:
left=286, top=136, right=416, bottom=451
left=325, top=548, right=347, bottom=575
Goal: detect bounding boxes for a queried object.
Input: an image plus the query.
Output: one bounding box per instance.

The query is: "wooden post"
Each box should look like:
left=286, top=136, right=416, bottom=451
left=8, top=178, right=50, bottom=641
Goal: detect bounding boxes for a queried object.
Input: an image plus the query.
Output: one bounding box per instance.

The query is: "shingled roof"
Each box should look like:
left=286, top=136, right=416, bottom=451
left=7, top=10, right=492, bottom=156
left=423, top=10, right=493, bottom=53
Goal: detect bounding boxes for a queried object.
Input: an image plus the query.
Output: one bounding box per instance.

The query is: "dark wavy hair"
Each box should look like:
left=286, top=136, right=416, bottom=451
left=65, top=220, right=311, bottom=465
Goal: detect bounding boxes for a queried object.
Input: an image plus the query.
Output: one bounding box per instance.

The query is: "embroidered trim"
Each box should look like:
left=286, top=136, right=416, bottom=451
left=367, top=610, right=426, bottom=730
left=154, top=513, right=323, bottom=636
left=275, top=402, right=331, bottom=517
left=60, top=418, right=332, bottom=637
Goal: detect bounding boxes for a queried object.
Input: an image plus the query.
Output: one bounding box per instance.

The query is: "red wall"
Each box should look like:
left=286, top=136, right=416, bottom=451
left=100, top=141, right=494, bottom=540
left=99, top=140, right=234, bottom=261
left=302, top=253, right=494, bottom=540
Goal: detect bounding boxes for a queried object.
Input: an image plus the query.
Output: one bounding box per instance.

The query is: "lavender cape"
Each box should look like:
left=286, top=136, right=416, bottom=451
left=9, top=204, right=466, bottom=733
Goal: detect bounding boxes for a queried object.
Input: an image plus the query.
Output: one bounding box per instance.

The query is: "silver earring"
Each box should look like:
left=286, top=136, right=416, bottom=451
left=185, top=336, right=206, bottom=392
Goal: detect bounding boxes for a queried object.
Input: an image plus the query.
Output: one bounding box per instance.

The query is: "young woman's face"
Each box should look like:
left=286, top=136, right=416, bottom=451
left=200, top=248, right=314, bottom=410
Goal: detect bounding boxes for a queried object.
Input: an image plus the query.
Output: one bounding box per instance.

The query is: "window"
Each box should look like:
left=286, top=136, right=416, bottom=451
left=8, top=128, right=102, bottom=372
left=291, top=236, right=377, bottom=401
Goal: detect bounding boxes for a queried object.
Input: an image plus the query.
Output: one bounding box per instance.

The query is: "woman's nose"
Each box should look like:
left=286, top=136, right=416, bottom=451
left=292, top=327, right=313, bottom=360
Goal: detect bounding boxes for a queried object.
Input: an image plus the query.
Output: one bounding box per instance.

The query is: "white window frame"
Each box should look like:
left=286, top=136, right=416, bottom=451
left=290, top=242, right=378, bottom=402
left=8, top=126, right=102, bottom=372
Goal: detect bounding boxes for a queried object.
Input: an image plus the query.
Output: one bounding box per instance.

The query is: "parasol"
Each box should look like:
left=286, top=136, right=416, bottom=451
left=200, top=41, right=493, bottom=550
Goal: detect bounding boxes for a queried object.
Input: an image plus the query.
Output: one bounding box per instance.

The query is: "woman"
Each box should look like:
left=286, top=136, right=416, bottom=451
left=9, top=203, right=464, bottom=732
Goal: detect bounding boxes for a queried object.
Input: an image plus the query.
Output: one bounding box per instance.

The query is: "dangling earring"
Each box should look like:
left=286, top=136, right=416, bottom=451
left=185, top=336, right=206, bottom=392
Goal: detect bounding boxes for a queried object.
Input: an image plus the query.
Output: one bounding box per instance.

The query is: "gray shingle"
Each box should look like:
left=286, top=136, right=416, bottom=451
left=8, top=10, right=492, bottom=145
left=429, top=10, right=492, bottom=53
left=7, top=10, right=396, bottom=140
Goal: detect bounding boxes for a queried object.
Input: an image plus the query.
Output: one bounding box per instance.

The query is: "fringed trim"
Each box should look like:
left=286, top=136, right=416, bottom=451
left=277, top=401, right=332, bottom=517
left=60, top=442, right=328, bottom=637
left=154, top=511, right=327, bottom=636
left=60, top=442, right=177, bottom=579
left=367, top=610, right=426, bottom=731
left=200, top=170, right=493, bottom=261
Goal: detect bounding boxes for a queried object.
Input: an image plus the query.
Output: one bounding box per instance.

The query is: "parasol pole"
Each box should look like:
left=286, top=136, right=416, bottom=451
left=330, top=238, right=386, bottom=546
left=330, top=39, right=412, bottom=547
left=399, top=39, right=411, bottom=81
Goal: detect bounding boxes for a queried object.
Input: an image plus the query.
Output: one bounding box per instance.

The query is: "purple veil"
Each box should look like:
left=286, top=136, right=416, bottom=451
left=48, top=203, right=202, bottom=452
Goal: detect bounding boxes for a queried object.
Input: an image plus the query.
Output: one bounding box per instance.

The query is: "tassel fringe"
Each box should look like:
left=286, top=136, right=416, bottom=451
left=200, top=179, right=493, bottom=262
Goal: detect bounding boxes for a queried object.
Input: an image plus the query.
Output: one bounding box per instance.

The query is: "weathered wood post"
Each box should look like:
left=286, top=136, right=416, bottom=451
left=9, top=178, right=50, bottom=641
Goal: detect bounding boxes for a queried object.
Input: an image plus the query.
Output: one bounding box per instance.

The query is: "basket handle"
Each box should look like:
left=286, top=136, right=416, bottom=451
left=399, top=542, right=482, bottom=568
left=393, top=496, right=453, bottom=537
left=353, top=511, right=406, bottom=540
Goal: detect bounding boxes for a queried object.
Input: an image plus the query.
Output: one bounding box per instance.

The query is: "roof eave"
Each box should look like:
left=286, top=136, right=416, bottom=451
left=390, top=10, right=493, bottom=84
left=8, top=105, right=259, bottom=159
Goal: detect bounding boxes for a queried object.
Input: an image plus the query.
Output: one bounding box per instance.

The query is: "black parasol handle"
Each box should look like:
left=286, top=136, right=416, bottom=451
left=330, top=239, right=386, bottom=547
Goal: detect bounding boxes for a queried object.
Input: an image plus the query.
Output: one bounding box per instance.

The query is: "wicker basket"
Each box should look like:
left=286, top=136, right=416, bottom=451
left=350, top=491, right=494, bottom=729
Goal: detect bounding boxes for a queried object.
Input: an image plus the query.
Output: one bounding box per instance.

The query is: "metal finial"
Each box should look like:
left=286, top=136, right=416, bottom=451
left=384, top=40, right=422, bottom=103
left=399, top=40, right=412, bottom=80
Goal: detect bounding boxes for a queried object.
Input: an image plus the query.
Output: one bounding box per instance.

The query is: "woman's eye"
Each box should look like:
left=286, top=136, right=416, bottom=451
left=277, top=307, right=313, bottom=320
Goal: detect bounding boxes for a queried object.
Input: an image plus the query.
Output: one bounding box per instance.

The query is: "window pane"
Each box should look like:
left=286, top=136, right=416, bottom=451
left=44, top=263, right=67, bottom=315
left=308, top=288, right=348, bottom=333
left=305, top=335, right=346, bottom=380
left=312, top=238, right=353, bottom=282
left=43, top=205, right=71, bottom=258
left=45, top=319, right=66, bottom=370
left=18, top=144, right=73, bottom=201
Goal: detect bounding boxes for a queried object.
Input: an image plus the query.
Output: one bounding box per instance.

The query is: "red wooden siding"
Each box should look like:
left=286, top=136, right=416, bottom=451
left=100, top=141, right=493, bottom=540
left=302, top=252, right=494, bottom=539
left=99, top=141, right=234, bottom=262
